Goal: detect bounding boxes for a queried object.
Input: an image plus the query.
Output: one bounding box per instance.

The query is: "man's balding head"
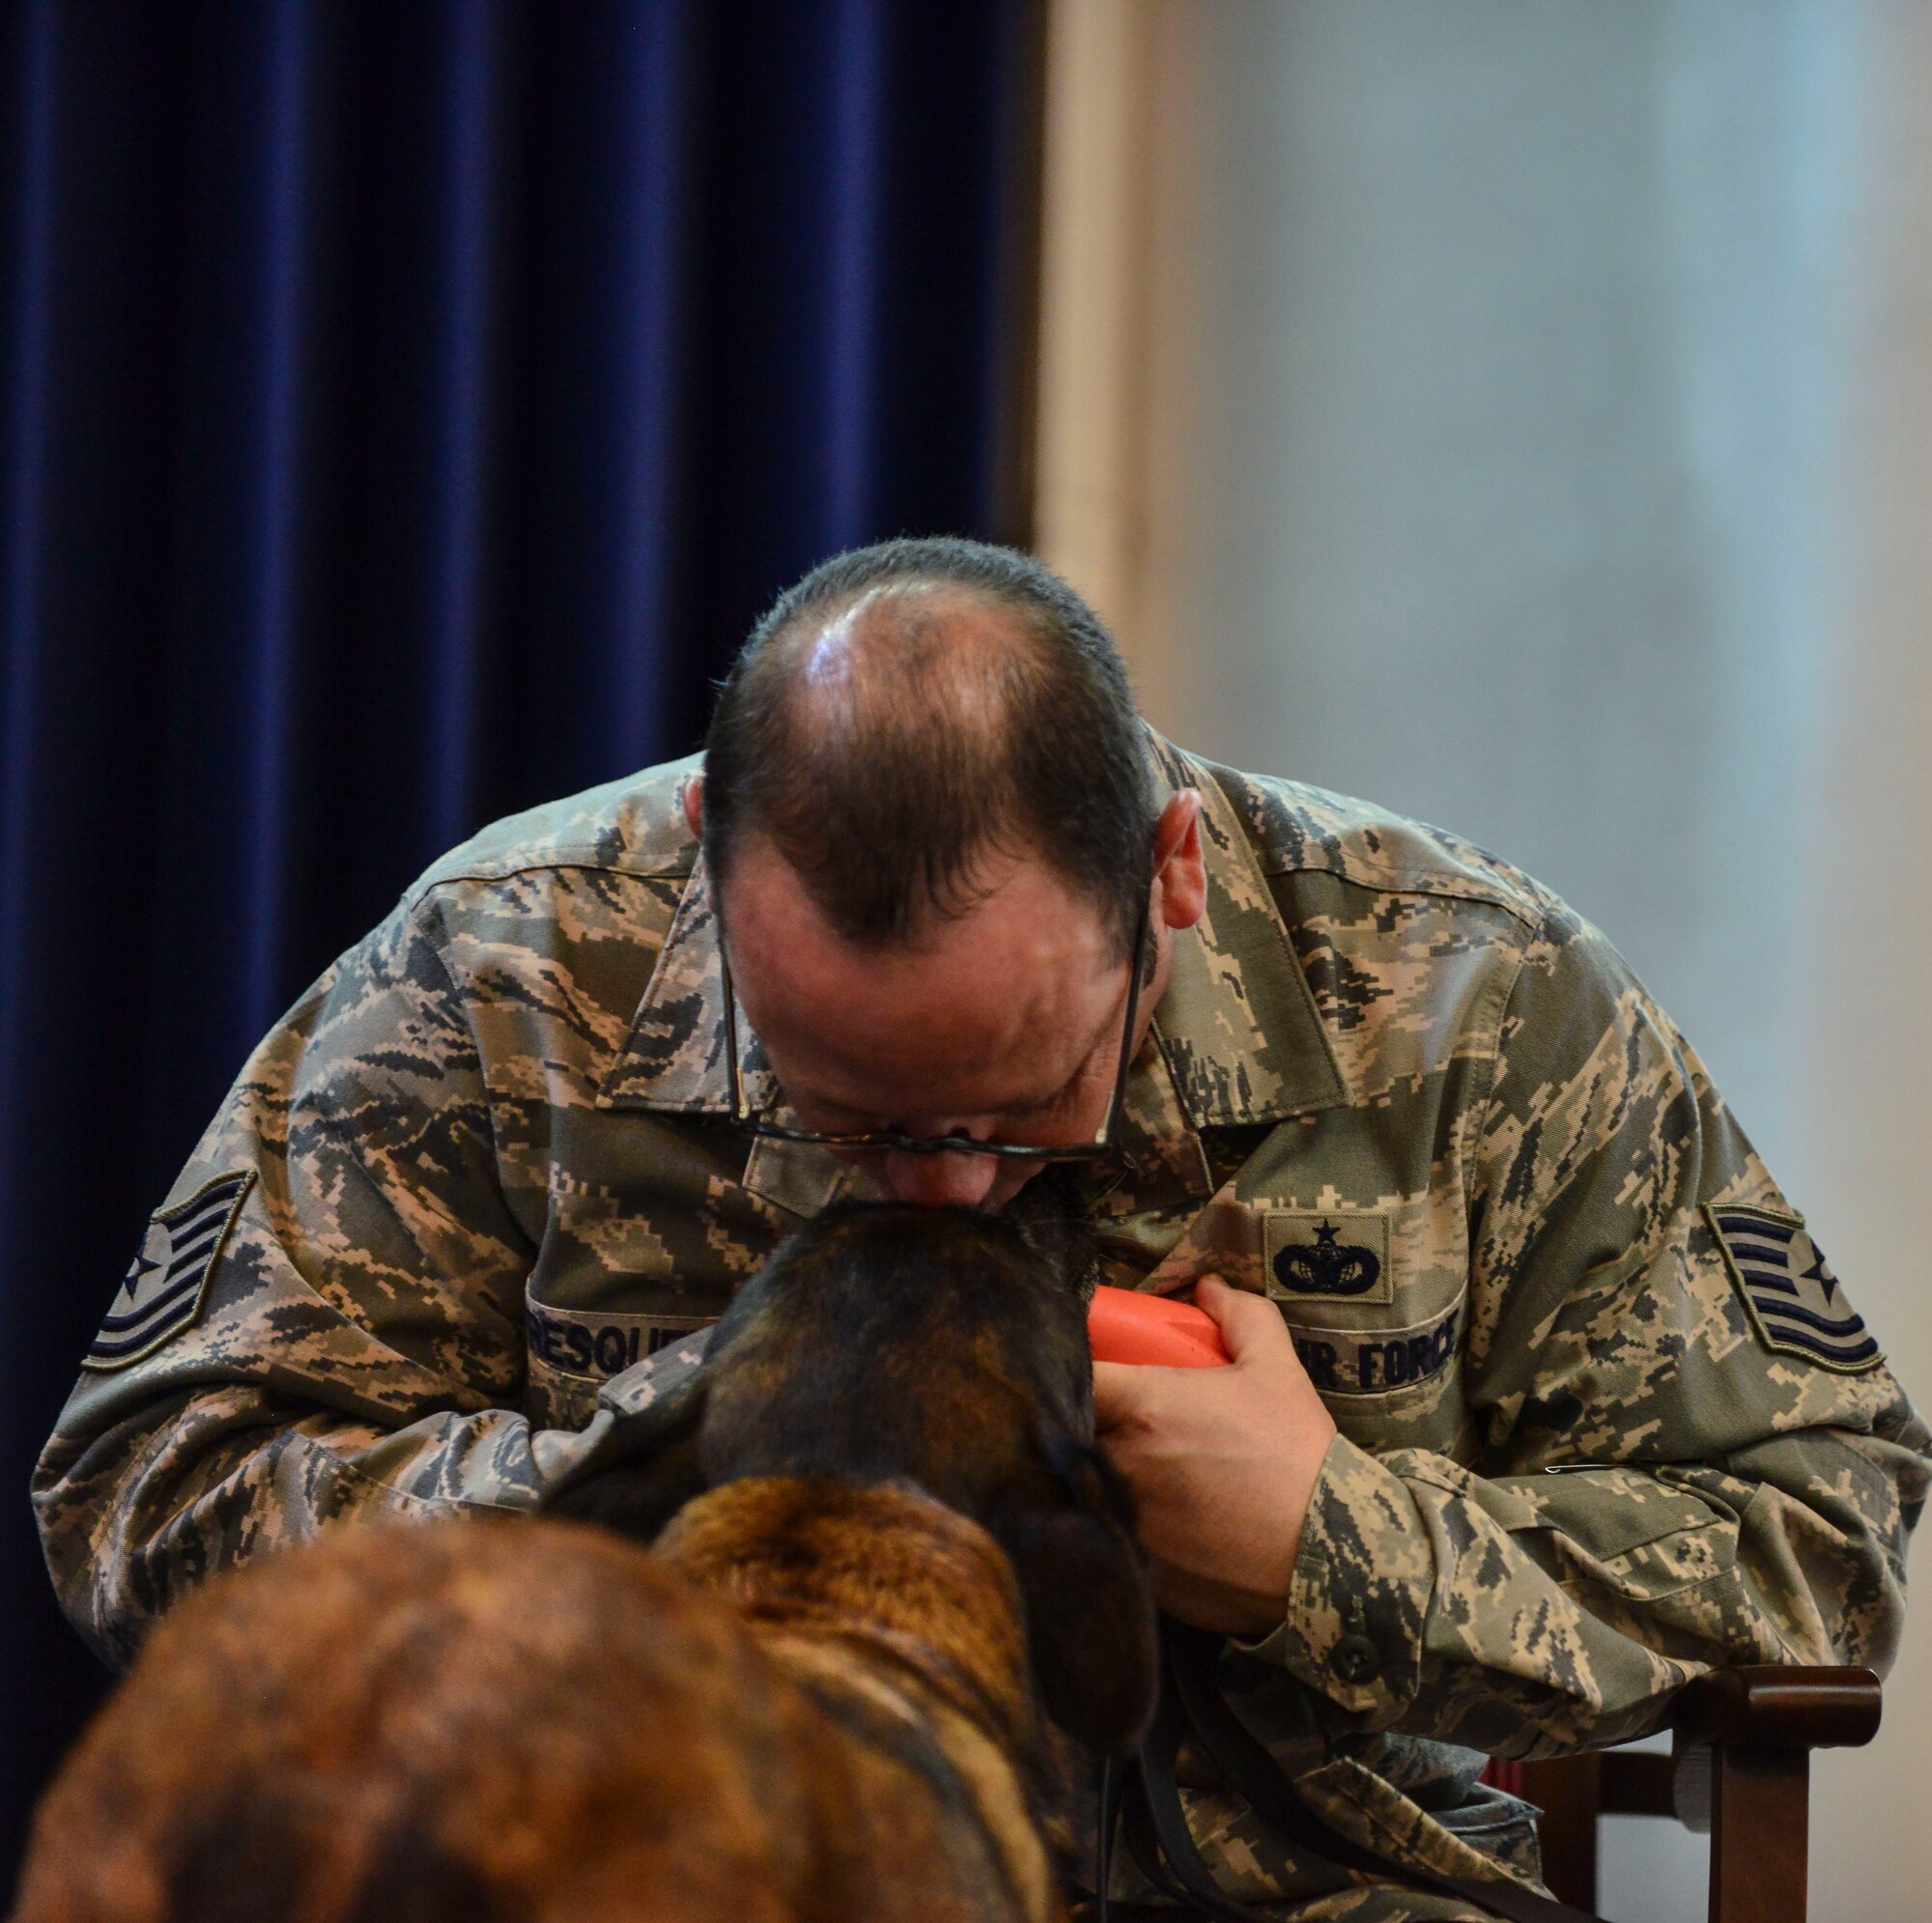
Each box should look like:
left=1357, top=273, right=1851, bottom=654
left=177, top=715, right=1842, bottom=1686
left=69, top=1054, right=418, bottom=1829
left=701, top=538, right=1157, bottom=959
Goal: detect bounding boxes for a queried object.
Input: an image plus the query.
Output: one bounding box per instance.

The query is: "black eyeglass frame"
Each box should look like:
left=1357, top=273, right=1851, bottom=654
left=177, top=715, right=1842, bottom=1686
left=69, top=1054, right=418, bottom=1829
left=719, top=894, right=1151, bottom=1162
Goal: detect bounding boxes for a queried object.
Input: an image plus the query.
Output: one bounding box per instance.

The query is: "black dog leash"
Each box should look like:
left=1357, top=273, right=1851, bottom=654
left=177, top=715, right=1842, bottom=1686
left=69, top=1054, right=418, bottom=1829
left=1098, top=1621, right=1609, bottom=1923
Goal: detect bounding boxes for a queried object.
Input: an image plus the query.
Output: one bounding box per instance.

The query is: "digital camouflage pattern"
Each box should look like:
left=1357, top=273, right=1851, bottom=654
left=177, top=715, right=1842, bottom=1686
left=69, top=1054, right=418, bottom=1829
left=35, top=736, right=1930, bottom=1917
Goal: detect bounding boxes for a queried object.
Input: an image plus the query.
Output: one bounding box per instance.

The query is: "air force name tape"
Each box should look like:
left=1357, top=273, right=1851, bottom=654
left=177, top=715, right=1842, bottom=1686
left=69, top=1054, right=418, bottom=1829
left=1282, top=1300, right=1461, bottom=1397
left=84, top=1172, right=255, bottom=1371
left=526, top=1301, right=718, bottom=1381
left=1708, top=1203, right=1881, bottom=1374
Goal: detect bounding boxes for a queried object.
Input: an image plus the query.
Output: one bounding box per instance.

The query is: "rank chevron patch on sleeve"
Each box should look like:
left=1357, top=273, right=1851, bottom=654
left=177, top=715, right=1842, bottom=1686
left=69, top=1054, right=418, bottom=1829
left=1706, top=1202, right=1882, bottom=1374
left=82, top=1172, right=255, bottom=1372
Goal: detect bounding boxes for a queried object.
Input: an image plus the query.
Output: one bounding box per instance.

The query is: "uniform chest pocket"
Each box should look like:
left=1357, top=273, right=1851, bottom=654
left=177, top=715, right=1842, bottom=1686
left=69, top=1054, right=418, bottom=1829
left=1249, top=1199, right=1474, bottom=1455
left=1134, top=1183, right=1474, bottom=1429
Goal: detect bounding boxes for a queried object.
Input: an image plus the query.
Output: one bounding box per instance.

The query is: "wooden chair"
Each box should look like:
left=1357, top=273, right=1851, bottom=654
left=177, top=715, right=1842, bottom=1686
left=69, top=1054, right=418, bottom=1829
left=1487, top=1666, right=1883, bottom=1922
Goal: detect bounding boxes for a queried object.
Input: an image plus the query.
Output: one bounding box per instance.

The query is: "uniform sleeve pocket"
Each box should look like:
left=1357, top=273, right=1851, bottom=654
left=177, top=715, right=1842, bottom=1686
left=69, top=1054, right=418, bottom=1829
left=1488, top=1467, right=1738, bottom=1602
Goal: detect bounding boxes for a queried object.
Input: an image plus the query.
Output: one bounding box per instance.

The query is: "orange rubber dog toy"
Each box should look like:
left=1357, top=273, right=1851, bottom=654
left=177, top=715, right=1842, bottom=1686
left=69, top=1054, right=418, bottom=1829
left=1088, top=1285, right=1232, bottom=1368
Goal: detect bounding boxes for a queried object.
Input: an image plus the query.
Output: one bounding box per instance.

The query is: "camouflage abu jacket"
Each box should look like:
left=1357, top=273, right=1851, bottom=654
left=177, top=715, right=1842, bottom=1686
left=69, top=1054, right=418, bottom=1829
left=36, top=736, right=1929, bottom=1910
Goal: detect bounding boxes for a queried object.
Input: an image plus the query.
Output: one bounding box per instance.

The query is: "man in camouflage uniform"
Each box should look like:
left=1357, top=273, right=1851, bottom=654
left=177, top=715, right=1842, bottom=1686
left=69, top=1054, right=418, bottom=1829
left=36, top=539, right=1928, bottom=1919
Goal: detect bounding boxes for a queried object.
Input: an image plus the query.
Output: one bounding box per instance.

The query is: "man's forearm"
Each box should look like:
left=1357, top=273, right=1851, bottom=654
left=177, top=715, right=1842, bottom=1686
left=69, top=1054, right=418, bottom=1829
left=1250, top=1423, right=1919, bottom=1757
left=35, top=1388, right=542, bottom=1665
left=34, top=1335, right=711, bottom=1666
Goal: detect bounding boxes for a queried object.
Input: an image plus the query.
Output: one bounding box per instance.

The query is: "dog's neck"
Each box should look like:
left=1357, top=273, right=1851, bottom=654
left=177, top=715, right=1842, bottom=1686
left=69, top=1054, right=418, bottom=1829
left=654, top=1476, right=1040, bottom=1760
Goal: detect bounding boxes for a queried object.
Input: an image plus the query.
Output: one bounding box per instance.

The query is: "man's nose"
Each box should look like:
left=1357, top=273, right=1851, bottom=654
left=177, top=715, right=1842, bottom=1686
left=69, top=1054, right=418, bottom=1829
left=880, top=1146, right=1001, bottom=1208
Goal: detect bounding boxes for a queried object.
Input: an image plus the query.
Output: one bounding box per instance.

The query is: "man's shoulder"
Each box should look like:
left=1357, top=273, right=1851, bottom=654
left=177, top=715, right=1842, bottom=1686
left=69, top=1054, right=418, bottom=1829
left=1196, top=754, right=1564, bottom=934
left=404, top=756, right=703, bottom=905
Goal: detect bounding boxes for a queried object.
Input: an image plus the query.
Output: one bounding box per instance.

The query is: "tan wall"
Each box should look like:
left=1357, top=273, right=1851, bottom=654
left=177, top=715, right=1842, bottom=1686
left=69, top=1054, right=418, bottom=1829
left=1801, top=4, right=1932, bottom=1905
left=1037, top=4, right=1932, bottom=1916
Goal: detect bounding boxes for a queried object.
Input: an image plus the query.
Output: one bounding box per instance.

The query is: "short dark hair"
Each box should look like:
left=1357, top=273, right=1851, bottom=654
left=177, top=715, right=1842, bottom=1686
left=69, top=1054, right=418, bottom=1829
left=702, top=537, right=1159, bottom=958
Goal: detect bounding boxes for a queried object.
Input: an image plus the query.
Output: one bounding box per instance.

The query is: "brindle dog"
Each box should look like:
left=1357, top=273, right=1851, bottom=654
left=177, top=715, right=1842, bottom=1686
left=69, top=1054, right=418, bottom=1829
left=15, top=1202, right=1157, bottom=1923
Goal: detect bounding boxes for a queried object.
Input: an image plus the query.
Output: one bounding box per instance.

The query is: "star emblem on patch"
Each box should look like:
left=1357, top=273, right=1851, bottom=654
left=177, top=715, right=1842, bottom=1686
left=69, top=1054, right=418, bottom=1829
left=1706, top=1203, right=1881, bottom=1375
left=83, top=1172, right=254, bottom=1372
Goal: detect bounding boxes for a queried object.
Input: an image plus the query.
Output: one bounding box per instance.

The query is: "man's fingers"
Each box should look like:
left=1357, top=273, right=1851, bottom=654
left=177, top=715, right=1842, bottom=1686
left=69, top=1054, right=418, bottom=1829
left=1194, top=1274, right=1294, bottom=1365
left=1092, top=1356, right=1159, bottom=1431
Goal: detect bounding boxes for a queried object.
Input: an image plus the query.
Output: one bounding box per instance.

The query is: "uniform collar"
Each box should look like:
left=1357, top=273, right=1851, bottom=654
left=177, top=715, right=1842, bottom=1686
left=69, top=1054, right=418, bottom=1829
left=597, top=735, right=1348, bottom=1184
left=594, top=857, right=861, bottom=1218
left=1145, top=734, right=1350, bottom=1127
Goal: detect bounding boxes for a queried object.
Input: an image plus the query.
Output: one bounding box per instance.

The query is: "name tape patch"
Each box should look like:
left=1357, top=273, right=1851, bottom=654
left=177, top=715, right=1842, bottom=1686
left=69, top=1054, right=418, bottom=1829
left=84, top=1172, right=255, bottom=1372
left=1708, top=1204, right=1881, bottom=1374
left=1264, top=1210, right=1394, bottom=1307
left=1283, top=1301, right=1461, bottom=1397
left=526, top=1301, right=717, bottom=1382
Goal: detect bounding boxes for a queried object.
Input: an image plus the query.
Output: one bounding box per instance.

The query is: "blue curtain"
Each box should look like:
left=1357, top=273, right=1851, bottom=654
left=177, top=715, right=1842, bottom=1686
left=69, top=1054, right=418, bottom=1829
left=0, top=0, right=1044, bottom=1871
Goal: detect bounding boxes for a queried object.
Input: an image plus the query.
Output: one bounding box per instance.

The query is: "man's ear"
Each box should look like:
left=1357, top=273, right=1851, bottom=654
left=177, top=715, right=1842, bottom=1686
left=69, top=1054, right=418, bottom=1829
left=681, top=774, right=705, bottom=840
left=993, top=1430, right=1158, bottom=1756
left=544, top=1372, right=713, bottom=1546
left=1151, top=790, right=1207, bottom=933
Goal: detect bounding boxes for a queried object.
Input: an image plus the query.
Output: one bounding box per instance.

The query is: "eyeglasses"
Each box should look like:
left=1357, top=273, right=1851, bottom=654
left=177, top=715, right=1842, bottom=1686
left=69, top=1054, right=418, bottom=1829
left=719, top=895, right=1151, bottom=1162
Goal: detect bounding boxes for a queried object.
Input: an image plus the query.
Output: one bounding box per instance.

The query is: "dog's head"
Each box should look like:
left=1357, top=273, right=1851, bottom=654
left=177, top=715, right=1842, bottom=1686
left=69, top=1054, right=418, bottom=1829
left=553, top=1200, right=1157, bottom=1754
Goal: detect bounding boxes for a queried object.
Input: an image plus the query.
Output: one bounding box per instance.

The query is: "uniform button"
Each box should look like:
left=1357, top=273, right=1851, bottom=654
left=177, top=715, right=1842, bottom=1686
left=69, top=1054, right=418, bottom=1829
left=1332, top=1634, right=1381, bottom=1685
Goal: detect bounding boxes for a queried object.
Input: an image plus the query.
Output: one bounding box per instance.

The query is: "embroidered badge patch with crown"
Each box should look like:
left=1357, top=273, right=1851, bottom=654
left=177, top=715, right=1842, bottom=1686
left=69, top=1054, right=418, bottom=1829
left=83, top=1172, right=254, bottom=1372
left=1707, top=1202, right=1881, bottom=1375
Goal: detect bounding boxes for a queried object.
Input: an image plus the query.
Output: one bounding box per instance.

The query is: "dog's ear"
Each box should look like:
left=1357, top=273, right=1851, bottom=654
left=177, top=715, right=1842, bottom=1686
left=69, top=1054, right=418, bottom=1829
left=994, top=1431, right=1158, bottom=1756
left=545, top=1371, right=713, bottom=1545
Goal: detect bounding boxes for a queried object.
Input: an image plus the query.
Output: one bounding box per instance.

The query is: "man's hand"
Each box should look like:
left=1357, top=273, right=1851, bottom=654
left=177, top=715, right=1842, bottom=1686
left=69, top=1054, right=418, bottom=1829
left=1093, top=1277, right=1339, bottom=1637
